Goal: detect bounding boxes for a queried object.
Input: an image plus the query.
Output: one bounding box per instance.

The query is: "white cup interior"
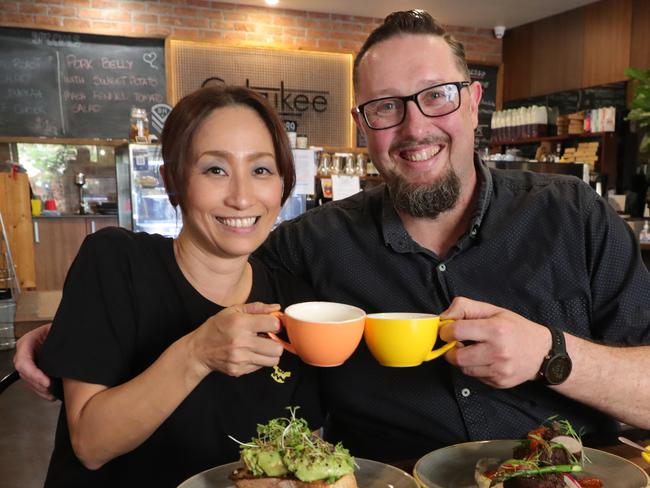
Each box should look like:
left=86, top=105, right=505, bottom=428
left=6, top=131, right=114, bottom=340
left=286, top=301, right=366, bottom=323
left=366, top=312, right=437, bottom=320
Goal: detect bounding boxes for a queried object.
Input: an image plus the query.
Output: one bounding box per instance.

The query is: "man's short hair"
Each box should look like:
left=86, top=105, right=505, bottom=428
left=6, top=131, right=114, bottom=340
left=353, top=10, right=470, bottom=91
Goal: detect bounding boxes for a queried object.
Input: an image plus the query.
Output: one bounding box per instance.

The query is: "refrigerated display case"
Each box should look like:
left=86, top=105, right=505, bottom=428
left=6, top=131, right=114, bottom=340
left=116, top=144, right=182, bottom=238
left=271, top=149, right=313, bottom=226
left=115, top=145, right=313, bottom=237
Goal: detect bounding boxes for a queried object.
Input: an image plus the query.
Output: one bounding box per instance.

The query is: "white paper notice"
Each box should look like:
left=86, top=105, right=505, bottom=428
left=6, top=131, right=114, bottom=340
left=331, top=175, right=361, bottom=200
left=293, top=149, right=316, bottom=195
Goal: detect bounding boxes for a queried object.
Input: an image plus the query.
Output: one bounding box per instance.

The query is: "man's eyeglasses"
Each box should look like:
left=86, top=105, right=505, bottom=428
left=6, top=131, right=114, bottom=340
left=355, top=81, right=471, bottom=130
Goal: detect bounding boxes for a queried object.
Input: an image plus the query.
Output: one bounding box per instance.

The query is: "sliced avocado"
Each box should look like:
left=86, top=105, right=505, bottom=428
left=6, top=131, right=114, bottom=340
left=241, top=448, right=289, bottom=477
left=287, top=450, right=355, bottom=482
left=257, top=450, right=289, bottom=477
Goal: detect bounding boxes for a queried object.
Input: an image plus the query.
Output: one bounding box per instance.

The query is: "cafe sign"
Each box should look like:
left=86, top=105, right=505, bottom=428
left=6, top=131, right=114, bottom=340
left=166, top=40, right=354, bottom=147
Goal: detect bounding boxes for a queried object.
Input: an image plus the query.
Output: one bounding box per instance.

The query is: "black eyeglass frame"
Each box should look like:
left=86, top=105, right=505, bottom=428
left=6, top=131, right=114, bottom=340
left=355, top=81, right=471, bottom=130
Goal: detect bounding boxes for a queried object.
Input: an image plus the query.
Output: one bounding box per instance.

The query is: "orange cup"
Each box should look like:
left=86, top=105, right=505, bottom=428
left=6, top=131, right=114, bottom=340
left=269, top=302, right=366, bottom=367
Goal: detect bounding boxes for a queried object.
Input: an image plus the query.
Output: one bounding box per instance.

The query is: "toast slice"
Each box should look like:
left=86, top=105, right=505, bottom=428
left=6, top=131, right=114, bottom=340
left=230, top=466, right=358, bottom=488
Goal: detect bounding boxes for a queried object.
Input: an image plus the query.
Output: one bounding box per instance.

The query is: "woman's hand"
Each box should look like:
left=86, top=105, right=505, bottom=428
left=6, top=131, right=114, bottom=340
left=188, top=302, right=284, bottom=378
left=13, top=323, right=55, bottom=401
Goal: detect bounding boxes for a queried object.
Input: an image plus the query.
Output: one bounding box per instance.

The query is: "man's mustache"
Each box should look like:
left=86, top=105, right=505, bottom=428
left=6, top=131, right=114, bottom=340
left=389, top=135, right=450, bottom=153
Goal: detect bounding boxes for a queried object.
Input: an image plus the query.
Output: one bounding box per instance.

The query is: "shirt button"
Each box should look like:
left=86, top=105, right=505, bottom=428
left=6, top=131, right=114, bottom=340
left=461, top=388, right=471, bottom=398
left=438, top=264, right=446, bottom=272
left=470, top=228, right=478, bottom=237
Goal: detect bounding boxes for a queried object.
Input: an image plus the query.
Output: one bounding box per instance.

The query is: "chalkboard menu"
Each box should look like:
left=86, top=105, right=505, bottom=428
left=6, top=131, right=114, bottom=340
left=469, top=63, right=498, bottom=150
left=0, top=27, right=165, bottom=139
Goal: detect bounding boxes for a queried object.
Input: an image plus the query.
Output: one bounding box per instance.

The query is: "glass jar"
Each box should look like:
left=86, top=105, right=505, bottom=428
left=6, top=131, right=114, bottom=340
left=331, top=154, right=343, bottom=175
left=343, top=153, right=356, bottom=175
left=317, top=152, right=332, bottom=177
left=130, top=107, right=150, bottom=142
left=296, top=134, right=308, bottom=149
left=355, top=153, right=367, bottom=176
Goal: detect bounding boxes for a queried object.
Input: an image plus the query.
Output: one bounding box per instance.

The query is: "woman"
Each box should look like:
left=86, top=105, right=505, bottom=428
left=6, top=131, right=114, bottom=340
left=36, top=86, right=321, bottom=487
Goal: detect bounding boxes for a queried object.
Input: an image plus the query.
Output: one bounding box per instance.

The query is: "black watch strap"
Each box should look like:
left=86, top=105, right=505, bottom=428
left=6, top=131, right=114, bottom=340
left=549, top=326, right=566, bottom=352
left=538, top=326, right=572, bottom=385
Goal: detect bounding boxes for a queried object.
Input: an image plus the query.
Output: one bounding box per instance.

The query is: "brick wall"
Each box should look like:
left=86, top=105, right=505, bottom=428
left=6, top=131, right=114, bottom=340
left=0, top=0, right=502, bottom=64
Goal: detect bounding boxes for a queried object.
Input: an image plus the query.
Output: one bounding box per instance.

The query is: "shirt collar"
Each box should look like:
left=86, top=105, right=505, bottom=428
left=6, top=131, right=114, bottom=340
left=381, top=153, right=493, bottom=252
left=471, top=153, right=493, bottom=238
left=381, top=186, right=412, bottom=252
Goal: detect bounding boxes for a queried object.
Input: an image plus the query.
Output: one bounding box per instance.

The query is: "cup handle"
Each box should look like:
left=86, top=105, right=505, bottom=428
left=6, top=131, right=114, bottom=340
left=267, top=311, right=298, bottom=355
left=424, top=318, right=457, bottom=361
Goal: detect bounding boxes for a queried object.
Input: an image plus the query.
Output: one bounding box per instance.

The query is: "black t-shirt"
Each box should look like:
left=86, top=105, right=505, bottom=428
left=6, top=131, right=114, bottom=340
left=40, top=228, right=322, bottom=488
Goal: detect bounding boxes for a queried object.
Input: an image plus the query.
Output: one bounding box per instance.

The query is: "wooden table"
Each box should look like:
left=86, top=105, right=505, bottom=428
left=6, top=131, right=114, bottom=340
left=600, top=439, right=650, bottom=476
left=14, top=290, right=61, bottom=338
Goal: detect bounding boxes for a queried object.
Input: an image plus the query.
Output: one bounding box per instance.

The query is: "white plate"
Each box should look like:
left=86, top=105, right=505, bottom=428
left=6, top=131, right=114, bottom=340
left=178, top=458, right=418, bottom=488
left=414, top=440, right=650, bottom=488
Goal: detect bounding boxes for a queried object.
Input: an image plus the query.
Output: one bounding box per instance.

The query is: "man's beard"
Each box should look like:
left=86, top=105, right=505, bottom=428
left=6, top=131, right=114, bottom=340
left=387, top=164, right=461, bottom=218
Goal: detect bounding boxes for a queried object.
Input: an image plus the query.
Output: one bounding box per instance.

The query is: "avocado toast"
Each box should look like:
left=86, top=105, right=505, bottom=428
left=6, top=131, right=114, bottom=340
left=230, top=407, right=357, bottom=488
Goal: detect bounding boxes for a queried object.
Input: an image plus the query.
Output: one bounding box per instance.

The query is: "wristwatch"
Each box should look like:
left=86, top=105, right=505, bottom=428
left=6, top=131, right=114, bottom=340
left=537, top=326, right=572, bottom=385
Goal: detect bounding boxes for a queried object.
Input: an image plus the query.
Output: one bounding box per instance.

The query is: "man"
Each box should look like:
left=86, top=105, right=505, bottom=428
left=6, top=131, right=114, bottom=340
left=15, top=10, right=650, bottom=463
left=258, top=9, right=650, bottom=461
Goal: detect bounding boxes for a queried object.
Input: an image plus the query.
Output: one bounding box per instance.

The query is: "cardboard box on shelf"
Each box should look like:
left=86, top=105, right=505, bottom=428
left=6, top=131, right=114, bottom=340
left=568, top=111, right=585, bottom=120
left=573, top=141, right=599, bottom=166
left=560, top=147, right=576, bottom=162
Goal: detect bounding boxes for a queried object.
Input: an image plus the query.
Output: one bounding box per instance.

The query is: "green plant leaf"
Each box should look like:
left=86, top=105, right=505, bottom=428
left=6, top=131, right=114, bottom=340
left=640, top=134, right=650, bottom=154
left=625, top=67, right=650, bottom=81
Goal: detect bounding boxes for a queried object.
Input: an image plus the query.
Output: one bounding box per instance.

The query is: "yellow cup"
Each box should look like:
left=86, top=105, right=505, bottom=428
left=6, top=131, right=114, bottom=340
left=269, top=302, right=366, bottom=367
left=642, top=447, right=650, bottom=465
left=364, top=313, right=456, bottom=367
left=31, top=198, right=42, bottom=216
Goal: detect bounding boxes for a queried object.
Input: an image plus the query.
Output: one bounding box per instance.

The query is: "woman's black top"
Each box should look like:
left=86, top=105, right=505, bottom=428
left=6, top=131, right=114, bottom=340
left=40, top=228, right=322, bottom=488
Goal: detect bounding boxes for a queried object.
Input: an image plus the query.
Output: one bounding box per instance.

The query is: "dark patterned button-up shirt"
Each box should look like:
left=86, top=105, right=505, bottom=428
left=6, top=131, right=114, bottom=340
left=257, top=156, right=650, bottom=462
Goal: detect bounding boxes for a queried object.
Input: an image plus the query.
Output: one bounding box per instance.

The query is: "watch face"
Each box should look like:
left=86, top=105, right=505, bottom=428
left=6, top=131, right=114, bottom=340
left=546, top=355, right=572, bottom=384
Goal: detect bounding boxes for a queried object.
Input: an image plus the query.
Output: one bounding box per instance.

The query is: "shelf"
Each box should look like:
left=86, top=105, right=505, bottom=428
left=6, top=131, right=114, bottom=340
left=0, top=136, right=129, bottom=146
left=318, top=146, right=369, bottom=154
left=490, top=132, right=616, bottom=146
left=490, top=131, right=619, bottom=191
left=316, top=175, right=382, bottom=181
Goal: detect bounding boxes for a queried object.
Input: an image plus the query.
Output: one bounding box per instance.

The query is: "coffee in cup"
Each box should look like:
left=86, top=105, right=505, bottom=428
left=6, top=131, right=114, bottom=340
left=268, top=302, right=366, bottom=367
left=364, top=312, right=456, bottom=367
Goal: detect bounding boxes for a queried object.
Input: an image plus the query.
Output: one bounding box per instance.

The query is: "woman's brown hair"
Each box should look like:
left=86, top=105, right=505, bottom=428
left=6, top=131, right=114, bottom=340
left=160, top=85, right=295, bottom=209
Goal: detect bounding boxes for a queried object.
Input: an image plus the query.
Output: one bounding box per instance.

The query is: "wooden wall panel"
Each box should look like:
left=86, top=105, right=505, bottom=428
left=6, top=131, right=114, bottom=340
left=582, top=0, right=632, bottom=87
left=531, top=8, right=585, bottom=96
left=503, top=25, right=534, bottom=101
left=0, top=173, right=36, bottom=289
left=503, top=0, right=644, bottom=101
left=33, top=218, right=87, bottom=291
left=630, top=0, right=650, bottom=69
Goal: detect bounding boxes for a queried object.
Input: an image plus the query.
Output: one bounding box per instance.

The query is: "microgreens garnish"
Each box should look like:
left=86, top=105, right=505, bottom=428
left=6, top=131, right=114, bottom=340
left=231, top=407, right=354, bottom=481
left=271, top=365, right=292, bottom=383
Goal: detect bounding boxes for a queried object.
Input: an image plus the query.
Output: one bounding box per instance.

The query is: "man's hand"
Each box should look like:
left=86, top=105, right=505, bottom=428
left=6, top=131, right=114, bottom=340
left=13, top=323, right=55, bottom=401
left=439, top=297, right=552, bottom=389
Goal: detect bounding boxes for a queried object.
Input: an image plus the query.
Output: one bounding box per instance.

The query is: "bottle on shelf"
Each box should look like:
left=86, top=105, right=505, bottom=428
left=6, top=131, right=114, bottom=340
left=129, top=107, right=150, bottom=143
left=639, top=220, right=650, bottom=244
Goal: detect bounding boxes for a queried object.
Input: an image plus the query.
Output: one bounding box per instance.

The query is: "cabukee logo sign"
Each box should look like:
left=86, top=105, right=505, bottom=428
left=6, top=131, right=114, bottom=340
left=202, top=76, right=329, bottom=116
left=168, top=41, right=353, bottom=147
